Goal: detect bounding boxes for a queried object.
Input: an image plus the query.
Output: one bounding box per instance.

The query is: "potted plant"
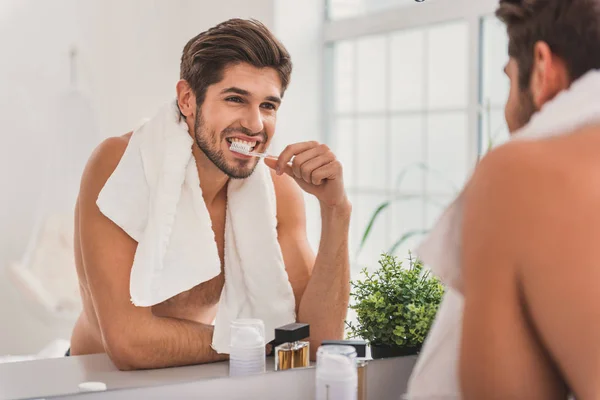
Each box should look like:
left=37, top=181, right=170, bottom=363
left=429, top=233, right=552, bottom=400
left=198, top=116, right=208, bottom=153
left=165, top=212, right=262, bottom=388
left=347, top=252, right=444, bottom=359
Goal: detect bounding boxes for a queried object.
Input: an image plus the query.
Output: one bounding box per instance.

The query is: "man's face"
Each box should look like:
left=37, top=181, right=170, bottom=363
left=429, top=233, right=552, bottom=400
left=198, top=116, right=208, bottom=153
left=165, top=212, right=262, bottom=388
left=504, top=58, right=537, bottom=134
left=193, top=63, right=282, bottom=179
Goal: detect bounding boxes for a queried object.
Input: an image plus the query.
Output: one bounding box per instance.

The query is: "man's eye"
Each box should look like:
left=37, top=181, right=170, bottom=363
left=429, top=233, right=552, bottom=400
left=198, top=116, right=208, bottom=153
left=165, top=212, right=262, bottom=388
left=261, top=103, right=276, bottom=110
left=226, top=97, right=244, bottom=103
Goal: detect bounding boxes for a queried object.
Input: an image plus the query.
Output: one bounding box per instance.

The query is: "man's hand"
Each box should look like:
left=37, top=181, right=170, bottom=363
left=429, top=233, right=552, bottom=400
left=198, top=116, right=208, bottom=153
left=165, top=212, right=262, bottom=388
left=264, top=141, right=348, bottom=208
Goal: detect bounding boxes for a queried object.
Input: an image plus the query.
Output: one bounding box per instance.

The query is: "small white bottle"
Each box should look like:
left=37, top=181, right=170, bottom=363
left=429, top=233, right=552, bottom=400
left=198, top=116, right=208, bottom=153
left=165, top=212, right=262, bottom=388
left=316, top=345, right=358, bottom=400
left=229, top=319, right=266, bottom=377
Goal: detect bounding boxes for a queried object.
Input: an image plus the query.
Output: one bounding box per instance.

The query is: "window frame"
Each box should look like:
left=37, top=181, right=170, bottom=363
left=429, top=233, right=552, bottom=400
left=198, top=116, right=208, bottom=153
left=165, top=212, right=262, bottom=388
left=323, top=0, right=502, bottom=170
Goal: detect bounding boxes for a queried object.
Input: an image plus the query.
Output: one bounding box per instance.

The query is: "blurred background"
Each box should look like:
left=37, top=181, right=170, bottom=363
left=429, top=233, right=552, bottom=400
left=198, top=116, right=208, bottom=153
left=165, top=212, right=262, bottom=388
left=0, top=0, right=509, bottom=357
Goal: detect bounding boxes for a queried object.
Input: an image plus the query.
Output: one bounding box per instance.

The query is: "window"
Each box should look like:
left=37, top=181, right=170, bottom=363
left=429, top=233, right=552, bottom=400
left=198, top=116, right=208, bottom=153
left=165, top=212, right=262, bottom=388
left=327, top=20, right=469, bottom=268
left=480, top=15, right=510, bottom=154
left=323, top=0, right=509, bottom=275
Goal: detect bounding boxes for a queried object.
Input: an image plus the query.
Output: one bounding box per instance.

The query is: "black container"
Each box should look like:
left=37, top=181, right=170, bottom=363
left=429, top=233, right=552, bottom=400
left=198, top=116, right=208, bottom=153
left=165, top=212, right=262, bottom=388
left=370, top=344, right=420, bottom=359
left=274, top=323, right=310, bottom=343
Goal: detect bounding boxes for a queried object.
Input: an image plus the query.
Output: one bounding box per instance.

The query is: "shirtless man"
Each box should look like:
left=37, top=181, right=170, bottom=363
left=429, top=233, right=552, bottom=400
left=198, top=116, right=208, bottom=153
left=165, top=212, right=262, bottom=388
left=460, top=0, right=600, bottom=398
left=68, top=19, right=351, bottom=370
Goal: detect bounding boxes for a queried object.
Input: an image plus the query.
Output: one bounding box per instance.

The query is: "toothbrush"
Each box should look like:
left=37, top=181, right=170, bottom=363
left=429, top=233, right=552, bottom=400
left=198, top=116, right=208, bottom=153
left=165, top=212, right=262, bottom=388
left=230, top=141, right=278, bottom=160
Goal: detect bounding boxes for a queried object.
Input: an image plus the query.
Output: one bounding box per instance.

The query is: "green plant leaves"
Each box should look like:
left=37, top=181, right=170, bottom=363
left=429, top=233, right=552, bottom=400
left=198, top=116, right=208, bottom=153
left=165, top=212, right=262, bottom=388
left=346, top=253, right=444, bottom=349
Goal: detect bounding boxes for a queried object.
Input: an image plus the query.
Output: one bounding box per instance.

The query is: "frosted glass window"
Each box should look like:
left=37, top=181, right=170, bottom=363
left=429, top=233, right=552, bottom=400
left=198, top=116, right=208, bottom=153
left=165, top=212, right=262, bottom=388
left=326, top=15, right=474, bottom=262
left=353, top=194, right=391, bottom=268
left=426, top=112, right=468, bottom=193
left=390, top=28, right=425, bottom=111
left=356, top=117, right=387, bottom=189
left=389, top=116, right=425, bottom=193
left=334, top=41, right=356, bottom=113
left=480, top=108, right=510, bottom=154
left=481, top=16, right=510, bottom=107
left=427, top=22, right=468, bottom=109
left=357, top=35, right=387, bottom=113
left=333, top=117, right=357, bottom=188
left=480, top=15, right=511, bottom=158
left=390, top=198, right=425, bottom=258
left=347, top=192, right=361, bottom=256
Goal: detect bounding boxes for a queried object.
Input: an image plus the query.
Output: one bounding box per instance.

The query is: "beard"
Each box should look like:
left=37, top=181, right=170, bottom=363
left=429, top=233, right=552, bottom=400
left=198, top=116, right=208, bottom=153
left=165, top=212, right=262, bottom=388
left=513, top=89, right=537, bottom=132
left=193, top=108, right=260, bottom=179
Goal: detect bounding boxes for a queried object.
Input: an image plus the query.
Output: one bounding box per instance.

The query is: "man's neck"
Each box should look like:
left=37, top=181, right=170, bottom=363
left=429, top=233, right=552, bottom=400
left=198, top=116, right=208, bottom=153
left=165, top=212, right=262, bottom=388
left=192, top=146, right=229, bottom=207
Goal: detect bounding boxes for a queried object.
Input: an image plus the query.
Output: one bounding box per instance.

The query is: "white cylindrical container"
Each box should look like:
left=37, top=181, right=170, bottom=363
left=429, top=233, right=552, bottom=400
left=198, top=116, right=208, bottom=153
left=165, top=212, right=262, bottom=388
left=316, top=345, right=358, bottom=400
left=229, top=319, right=266, bottom=377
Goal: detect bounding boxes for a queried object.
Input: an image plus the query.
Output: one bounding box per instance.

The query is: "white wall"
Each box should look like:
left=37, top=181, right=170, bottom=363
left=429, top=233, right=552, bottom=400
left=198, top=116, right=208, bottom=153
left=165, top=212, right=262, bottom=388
left=0, top=0, right=275, bottom=355
left=273, top=0, right=326, bottom=250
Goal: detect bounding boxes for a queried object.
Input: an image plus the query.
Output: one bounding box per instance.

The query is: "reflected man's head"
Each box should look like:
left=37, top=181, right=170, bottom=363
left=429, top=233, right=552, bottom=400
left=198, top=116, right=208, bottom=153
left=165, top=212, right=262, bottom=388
left=176, top=19, right=292, bottom=179
left=497, top=0, right=600, bottom=133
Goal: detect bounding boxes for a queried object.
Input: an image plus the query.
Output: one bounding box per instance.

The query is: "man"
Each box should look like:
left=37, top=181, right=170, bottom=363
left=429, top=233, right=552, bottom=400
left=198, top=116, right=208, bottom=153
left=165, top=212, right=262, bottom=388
left=409, top=0, right=600, bottom=398
left=68, top=19, right=351, bottom=371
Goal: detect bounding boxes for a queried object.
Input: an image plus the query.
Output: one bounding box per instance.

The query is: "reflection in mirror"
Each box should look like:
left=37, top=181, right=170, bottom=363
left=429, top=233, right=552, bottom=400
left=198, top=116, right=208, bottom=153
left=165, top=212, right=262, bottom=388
left=0, top=0, right=514, bottom=399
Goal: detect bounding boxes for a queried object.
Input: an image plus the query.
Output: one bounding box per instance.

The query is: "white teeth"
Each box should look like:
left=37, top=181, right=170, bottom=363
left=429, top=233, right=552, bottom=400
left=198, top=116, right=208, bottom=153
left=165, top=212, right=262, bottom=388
left=229, top=138, right=257, bottom=148
left=230, top=141, right=251, bottom=154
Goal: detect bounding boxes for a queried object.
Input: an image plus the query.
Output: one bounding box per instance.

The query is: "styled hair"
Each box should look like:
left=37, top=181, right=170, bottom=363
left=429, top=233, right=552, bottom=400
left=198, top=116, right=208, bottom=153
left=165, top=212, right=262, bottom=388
left=496, top=0, right=600, bottom=89
left=180, top=18, right=292, bottom=106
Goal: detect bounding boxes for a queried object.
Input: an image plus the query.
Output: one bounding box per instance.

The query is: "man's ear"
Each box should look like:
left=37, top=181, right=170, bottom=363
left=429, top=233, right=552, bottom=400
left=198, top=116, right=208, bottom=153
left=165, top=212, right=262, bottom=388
left=176, top=80, right=196, bottom=119
left=530, top=41, right=570, bottom=108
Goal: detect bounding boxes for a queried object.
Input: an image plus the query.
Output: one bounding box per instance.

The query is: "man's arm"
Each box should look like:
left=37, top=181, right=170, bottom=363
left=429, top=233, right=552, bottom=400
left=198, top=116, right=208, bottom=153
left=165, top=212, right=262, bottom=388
left=271, top=171, right=351, bottom=358
left=78, top=136, right=227, bottom=370
left=460, top=140, right=600, bottom=399
left=298, top=202, right=351, bottom=358
left=266, top=142, right=351, bottom=359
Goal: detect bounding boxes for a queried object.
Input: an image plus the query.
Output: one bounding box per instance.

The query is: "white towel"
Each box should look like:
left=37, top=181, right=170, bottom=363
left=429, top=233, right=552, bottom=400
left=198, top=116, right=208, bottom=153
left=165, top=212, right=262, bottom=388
left=96, top=101, right=296, bottom=354
left=407, top=69, right=600, bottom=398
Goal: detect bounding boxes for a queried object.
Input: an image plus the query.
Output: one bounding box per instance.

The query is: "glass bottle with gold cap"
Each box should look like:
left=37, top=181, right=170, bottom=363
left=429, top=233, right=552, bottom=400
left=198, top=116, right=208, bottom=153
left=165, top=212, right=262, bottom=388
left=274, top=323, right=310, bottom=371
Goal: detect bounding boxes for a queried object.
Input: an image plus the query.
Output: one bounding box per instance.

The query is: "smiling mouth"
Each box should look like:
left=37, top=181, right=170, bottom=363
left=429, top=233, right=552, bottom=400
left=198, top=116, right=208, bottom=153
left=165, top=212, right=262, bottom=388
left=226, top=137, right=258, bottom=152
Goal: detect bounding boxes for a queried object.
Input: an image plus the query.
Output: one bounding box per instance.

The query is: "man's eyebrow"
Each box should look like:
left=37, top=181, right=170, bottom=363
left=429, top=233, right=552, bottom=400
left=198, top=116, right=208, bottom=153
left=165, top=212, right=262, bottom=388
left=220, top=87, right=250, bottom=96
left=221, top=87, right=281, bottom=104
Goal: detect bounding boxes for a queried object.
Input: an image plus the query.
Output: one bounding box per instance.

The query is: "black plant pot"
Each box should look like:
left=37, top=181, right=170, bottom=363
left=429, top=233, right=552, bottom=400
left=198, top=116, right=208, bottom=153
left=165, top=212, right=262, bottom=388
left=370, top=344, right=421, bottom=359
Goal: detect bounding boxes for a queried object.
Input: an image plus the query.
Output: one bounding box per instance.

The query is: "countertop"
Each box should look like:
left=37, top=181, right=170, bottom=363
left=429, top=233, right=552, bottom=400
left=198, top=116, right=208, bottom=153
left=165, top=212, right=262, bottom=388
left=0, top=352, right=417, bottom=400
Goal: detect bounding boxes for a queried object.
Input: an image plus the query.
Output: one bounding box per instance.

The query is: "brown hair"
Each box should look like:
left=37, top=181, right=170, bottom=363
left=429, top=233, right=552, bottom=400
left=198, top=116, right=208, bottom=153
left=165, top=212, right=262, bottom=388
left=496, top=0, right=600, bottom=90
left=180, top=18, right=292, bottom=107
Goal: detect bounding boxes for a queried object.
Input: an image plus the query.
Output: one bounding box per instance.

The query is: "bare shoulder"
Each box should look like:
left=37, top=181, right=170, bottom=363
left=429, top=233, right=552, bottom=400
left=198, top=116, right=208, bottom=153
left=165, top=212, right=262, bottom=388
left=269, top=168, right=307, bottom=230
left=463, top=125, right=600, bottom=262
left=463, top=140, right=544, bottom=224
left=79, top=132, right=133, bottom=202
left=468, top=139, right=547, bottom=194
left=467, top=125, right=600, bottom=210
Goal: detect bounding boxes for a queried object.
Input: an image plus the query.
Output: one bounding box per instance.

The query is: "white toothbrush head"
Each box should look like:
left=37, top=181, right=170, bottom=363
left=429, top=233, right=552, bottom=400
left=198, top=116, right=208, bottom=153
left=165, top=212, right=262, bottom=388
left=229, top=141, right=253, bottom=155
left=229, top=141, right=276, bottom=160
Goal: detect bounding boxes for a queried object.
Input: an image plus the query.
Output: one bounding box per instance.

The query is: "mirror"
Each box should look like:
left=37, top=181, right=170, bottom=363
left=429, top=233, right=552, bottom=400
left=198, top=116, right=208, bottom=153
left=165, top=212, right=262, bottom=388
left=0, top=0, right=507, bottom=398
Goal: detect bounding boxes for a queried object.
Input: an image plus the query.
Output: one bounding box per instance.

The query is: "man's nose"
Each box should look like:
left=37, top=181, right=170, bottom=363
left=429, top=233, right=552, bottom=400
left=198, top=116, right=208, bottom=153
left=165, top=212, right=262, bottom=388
left=241, top=107, right=265, bottom=134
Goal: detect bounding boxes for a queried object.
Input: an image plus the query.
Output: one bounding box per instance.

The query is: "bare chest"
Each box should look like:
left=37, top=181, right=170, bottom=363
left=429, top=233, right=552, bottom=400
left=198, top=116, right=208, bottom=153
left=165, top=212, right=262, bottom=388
left=152, top=272, right=225, bottom=319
